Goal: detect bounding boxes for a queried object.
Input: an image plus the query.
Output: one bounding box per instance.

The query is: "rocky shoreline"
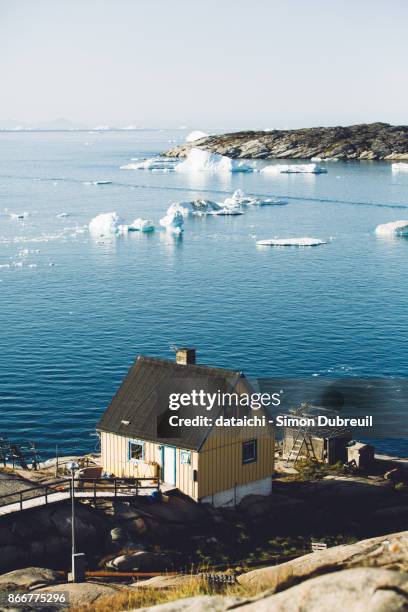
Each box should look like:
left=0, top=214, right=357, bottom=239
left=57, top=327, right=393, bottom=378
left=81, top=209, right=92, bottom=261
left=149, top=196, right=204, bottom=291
left=165, top=122, right=408, bottom=161
left=2, top=455, right=408, bottom=609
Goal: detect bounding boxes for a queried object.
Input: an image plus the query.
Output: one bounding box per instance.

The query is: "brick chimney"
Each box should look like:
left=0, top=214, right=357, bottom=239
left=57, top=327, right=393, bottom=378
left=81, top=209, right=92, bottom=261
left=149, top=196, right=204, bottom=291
left=176, top=348, right=196, bottom=365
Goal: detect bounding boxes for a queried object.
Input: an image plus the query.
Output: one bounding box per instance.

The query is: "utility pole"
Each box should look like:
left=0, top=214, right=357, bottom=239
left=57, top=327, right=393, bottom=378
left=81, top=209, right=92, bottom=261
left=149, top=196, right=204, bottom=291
left=67, top=461, right=85, bottom=582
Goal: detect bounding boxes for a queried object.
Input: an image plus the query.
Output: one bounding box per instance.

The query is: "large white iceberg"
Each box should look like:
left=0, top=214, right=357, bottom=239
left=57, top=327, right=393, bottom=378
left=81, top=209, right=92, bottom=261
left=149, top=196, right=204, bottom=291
left=256, top=237, right=326, bottom=247
left=375, top=220, right=408, bottom=236
left=261, top=163, right=327, bottom=174
left=167, top=199, right=222, bottom=217
left=392, top=163, right=408, bottom=172
left=186, top=130, right=208, bottom=142
left=89, top=212, right=124, bottom=239
left=128, top=218, right=155, bottom=232
left=159, top=210, right=184, bottom=234
left=175, top=148, right=253, bottom=174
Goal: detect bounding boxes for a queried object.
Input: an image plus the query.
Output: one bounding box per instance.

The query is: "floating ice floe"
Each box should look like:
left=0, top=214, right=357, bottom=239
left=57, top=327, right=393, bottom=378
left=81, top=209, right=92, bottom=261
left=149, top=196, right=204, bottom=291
left=167, top=199, right=222, bottom=217
left=128, top=218, right=155, bottom=232
left=261, top=163, right=327, bottom=174
left=223, top=189, right=287, bottom=208
left=392, top=163, right=408, bottom=172
left=88, top=212, right=124, bottom=239
left=159, top=210, right=184, bottom=234
left=211, top=207, right=243, bottom=216
left=19, top=248, right=40, bottom=257
left=186, top=130, right=209, bottom=142
left=375, top=220, right=408, bottom=237
left=175, top=148, right=253, bottom=174
left=256, top=237, right=327, bottom=247
left=57, top=212, right=69, bottom=218
left=120, top=157, right=176, bottom=172
left=9, top=212, right=30, bottom=220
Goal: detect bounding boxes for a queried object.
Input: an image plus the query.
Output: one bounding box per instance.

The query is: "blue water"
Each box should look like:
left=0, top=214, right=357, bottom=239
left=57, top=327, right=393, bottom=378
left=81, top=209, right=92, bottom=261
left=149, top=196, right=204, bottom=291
left=1, top=130, right=408, bottom=458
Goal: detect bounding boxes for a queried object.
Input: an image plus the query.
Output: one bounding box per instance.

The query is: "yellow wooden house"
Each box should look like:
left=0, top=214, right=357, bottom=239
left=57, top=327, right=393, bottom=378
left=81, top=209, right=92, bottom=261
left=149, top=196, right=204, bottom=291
left=97, top=348, right=274, bottom=506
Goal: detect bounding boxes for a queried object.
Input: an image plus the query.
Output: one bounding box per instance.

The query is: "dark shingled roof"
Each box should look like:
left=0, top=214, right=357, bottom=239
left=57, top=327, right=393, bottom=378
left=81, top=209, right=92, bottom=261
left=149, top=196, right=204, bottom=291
left=97, top=356, right=252, bottom=451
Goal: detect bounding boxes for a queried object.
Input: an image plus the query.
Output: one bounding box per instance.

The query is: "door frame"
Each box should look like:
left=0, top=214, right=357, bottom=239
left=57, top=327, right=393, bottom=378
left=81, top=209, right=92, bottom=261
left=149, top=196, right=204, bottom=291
left=161, top=445, right=176, bottom=485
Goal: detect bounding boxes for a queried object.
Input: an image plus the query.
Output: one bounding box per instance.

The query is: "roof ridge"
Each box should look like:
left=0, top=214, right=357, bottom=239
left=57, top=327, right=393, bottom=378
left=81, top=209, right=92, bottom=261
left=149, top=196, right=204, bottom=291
left=137, top=355, right=242, bottom=377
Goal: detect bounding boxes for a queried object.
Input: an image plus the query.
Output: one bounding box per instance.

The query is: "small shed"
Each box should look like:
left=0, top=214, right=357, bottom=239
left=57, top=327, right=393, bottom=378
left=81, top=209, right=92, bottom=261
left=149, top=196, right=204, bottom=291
left=347, top=441, right=375, bottom=470
left=96, top=349, right=274, bottom=506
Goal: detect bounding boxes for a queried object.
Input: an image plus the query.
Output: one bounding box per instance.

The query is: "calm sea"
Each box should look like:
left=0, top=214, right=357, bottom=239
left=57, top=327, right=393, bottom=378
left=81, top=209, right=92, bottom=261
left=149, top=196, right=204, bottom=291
left=1, top=130, right=408, bottom=458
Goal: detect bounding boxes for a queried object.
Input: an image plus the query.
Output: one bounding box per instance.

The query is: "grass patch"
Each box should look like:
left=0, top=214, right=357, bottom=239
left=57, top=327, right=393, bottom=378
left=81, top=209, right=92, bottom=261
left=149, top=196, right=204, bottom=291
left=285, top=459, right=347, bottom=481
left=70, top=578, right=259, bottom=612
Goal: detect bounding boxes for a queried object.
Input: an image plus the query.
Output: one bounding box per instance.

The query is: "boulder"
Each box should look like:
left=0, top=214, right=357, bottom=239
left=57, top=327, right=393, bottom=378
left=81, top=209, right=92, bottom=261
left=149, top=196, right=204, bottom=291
left=238, top=530, right=408, bottom=592
left=0, top=567, right=61, bottom=591
left=33, top=582, right=122, bottom=607
left=131, top=574, right=204, bottom=590
left=107, top=551, right=174, bottom=572
left=238, top=568, right=408, bottom=611
left=105, top=526, right=145, bottom=552
left=0, top=502, right=109, bottom=573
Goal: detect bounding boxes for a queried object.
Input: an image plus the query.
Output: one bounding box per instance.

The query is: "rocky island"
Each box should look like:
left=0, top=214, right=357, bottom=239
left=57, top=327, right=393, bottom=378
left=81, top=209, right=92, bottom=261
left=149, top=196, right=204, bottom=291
left=165, top=122, right=408, bottom=161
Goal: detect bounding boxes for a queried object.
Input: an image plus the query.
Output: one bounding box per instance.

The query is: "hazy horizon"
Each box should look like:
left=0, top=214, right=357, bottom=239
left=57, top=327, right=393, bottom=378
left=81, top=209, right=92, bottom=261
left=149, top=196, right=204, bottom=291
left=1, top=0, right=407, bottom=129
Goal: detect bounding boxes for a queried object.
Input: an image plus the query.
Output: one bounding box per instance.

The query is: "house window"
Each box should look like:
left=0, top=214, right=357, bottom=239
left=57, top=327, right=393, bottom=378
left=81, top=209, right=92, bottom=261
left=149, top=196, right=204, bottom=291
left=242, top=439, right=257, bottom=464
left=129, top=440, right=144, bottom=461
left=180, top=450, right=191, bottom=464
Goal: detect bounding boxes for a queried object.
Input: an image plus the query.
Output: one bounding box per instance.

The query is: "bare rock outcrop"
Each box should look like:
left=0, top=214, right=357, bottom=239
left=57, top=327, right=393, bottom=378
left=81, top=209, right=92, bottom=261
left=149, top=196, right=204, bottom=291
left=239, top=568, right=408, bottom=612
left=132, top=569, right=408, bottom=611
left=238, top=530, right=408, bottom=592
left=165, top=123, right=408, bottom=161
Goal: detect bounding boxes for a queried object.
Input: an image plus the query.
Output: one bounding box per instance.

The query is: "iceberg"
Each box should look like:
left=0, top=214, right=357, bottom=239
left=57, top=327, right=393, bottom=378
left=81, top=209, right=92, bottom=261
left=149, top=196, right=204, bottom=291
left=223, top=189, right=288, bottom=208
left=211, top=207, right=244, bottom=216
left=375, top=220, right=408, bottom=236
left=128, top=218, right=155, bottom=232
left=9, top=212, right=30, bottom=220
left=174, top=148, right=253, bottom=174
left=261, top=163, right=327, bottom=174
left=167, top=199, right=222, bottom=217
left=120, top=157, right=176, bottom=171
left=159, top=210, right=184, bottom=234
left=256, top=237, right=327, bottom=247
left=223, top=189, right=254, bottom=208
left=392, top=163, right=408, bottom=172
left=186, top=130, right=209, bottom=142
left=88, top=212, right=124, bottom=239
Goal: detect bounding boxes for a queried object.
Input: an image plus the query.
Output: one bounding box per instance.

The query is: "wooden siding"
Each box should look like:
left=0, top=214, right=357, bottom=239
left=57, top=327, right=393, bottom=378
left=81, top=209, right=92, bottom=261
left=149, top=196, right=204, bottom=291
left=197, top=421, right=274, bottom=499
left=175, top=447, right=198, bottom=500
left=100, top=432, right=198, bottom=499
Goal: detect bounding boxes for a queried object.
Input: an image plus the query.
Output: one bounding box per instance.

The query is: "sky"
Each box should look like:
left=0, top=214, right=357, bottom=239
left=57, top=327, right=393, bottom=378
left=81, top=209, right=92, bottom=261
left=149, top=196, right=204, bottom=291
left=0, top=0, right=407, bottom=129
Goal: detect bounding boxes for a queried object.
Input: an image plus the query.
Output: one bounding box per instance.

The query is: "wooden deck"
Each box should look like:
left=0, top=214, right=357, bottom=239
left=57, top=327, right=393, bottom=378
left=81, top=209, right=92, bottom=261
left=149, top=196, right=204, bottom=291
left=0, top=477, right=163, bottom=517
